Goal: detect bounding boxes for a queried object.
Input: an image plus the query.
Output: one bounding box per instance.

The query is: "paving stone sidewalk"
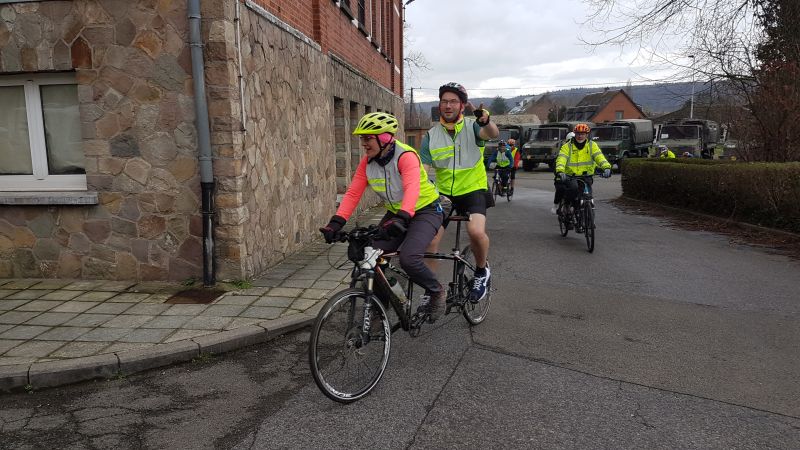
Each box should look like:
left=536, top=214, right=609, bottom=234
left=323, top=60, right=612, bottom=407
left=0, top=237, right=357, bottom=393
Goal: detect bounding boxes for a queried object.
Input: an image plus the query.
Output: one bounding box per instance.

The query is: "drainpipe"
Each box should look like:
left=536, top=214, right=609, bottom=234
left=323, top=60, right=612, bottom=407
left=188, top=0, right=216, bottom=286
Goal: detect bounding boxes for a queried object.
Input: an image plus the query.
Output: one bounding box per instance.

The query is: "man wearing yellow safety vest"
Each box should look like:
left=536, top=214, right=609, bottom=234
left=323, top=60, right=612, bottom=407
left=419, top=82, right=499, bottom=303
left=552, top=122, right=612, bottom=215
left=320, top=112, right=447, bottom=321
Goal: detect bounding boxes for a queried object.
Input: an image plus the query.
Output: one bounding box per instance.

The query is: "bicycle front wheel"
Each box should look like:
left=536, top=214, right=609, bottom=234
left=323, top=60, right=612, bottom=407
left=557, top=202, right=569, bottom=237
left=492, top=180, right=501, bottom=202
left=308, top=288, right=391, bottom=403
left=584, top=202, right=595, bottom=253
left=458, top=245, right=491, bottom=325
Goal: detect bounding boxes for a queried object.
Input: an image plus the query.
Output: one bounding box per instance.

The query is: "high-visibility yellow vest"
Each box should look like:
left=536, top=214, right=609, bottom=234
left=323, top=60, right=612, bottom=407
left=366, top=140, right=439, bottom=213
left=555, top=140, right=611, bottom=176
left=426, top=117, right=487, bottom=196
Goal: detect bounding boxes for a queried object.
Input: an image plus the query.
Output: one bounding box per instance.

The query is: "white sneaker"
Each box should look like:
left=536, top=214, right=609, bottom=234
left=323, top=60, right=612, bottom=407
left=550, top=206, right=558, bottom=215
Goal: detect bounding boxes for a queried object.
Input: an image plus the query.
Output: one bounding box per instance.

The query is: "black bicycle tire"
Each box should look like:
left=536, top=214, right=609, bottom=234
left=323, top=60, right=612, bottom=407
left=584, top=202, right=595, bottom=252
left=459, top=245, right=491, bottom=325
left=558, top=202, right=569, bottom=237
left=308, top=288, right=391, bottom=403
left=492, top=180, right=500, bottom=202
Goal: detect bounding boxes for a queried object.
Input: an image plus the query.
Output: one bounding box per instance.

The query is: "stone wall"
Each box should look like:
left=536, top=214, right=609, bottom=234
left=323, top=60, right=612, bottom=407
left=0, top=0, right=402, bottom=282
left=0, top=0, right=204, bottom=281
left=211, top=3, right=403, bottom=280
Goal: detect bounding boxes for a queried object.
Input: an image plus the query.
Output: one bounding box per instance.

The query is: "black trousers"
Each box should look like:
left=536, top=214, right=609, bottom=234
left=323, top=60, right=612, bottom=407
left=554, top=176, right=593, bottom=207
left=373, top=205, right=443, bottom=294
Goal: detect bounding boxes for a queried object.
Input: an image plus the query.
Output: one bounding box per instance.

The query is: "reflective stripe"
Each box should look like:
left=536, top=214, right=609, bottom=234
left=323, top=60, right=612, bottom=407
left=426, top=117, right=486, bottom=196
left=365, top=140, right=439, bottom=213
left=555, top=140, right=611, bottom=175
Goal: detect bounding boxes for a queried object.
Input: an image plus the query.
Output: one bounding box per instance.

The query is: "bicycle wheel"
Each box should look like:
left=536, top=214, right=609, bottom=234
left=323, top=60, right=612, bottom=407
left=506, top=184, right=512, bottom=202
left=584, top=202, right=595, bottom=253
left=492, top=180, right=500, bottom=202
left=309, top=288, right=391, bottom=403
left=458, top=245, right=491, bottom=325
left=557, top=202, right=569, bottom=237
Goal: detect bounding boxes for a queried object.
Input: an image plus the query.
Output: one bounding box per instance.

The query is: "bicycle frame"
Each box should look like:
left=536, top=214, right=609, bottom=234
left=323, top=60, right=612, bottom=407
left=345, top=217, right=476, bottom=335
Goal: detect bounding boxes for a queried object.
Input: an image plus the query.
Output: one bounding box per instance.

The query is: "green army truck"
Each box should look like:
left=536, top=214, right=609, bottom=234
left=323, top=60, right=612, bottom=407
left=483, top=124, right=538, bottom=168
left=591, top=119, right=653, bottom=170
left=520, top=121, right=591, bottom=171
left=654, top=119, right=720, bottom=158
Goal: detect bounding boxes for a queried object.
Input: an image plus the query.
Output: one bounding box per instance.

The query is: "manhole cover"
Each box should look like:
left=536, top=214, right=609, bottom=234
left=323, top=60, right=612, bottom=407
left=165, top=288, right=226, bottom=304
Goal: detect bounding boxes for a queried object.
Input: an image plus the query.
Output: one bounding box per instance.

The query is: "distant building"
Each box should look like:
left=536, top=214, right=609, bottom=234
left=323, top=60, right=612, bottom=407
left=563, top=89, right=646, bottom=122
left=517, top=94, right=557, bottom=123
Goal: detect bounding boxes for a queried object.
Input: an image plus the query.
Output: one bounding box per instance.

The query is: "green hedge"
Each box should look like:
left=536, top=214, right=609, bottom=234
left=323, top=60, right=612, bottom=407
left=620, top=158, right=800, bottom=233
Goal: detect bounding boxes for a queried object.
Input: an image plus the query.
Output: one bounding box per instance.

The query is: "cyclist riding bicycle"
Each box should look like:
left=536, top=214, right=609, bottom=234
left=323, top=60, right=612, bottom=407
left=506, top=138, right=521, bottom=193
left=319, top=112, right=447, bottom=321
left=551, top=122, right=612, bottom=215
left=418, top=82, right=500, bottom=303
left=488, top=140, right=514, bottom=195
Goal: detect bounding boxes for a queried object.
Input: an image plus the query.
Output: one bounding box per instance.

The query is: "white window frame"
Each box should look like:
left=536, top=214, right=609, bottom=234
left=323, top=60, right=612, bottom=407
left=0, top=73, right=86, bottom=192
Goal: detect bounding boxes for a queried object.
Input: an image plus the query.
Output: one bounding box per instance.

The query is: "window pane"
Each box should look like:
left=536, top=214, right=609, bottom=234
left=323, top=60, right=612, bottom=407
left=40, top=84, right=84, bottom=175
left=0, top=86, right=33, bottom=175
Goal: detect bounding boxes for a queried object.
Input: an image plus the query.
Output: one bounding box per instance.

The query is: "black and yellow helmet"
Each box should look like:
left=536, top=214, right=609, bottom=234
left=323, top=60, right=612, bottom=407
left=352, top=112, right=399, bottom=135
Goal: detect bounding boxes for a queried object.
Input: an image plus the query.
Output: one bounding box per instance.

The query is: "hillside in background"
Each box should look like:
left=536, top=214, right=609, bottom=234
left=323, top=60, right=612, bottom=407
left=410, top=81, right=714, bottom=120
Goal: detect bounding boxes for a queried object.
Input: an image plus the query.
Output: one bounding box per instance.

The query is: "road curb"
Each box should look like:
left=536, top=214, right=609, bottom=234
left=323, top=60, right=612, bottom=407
left=0, top=316, right=316, bottom=394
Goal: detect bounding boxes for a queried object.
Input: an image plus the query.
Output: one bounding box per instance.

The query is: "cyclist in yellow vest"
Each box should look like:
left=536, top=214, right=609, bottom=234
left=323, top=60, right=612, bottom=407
left=658, top=145, right=676, bottom=159
left=488, top=140, right=514, bottom=195
left=552, top=122, right=612, bottom=215
left=320, top=113, right=447, bottom=320
left=419, top=82, right=499, bottom=303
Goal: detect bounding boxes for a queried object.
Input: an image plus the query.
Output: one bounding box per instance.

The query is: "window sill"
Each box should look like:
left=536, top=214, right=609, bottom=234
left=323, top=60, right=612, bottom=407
left=0, top=191, right=99, bottom=205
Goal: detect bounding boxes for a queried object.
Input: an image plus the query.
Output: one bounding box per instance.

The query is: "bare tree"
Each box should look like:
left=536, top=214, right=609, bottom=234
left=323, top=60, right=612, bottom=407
left=584, top=0, right=800, bottom=161
left=582, top=0, right=762, bottom=83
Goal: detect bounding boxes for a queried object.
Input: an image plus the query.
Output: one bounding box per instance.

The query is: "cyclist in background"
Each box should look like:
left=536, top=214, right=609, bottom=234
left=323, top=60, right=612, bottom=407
left=658, top=144, right=676, bottom=159
left=488, top=140, right=514, bottom=196
left=506, top=138, right=521, bottom=194
left=551, top=122, right=612, bottom=214
left=320, top=112, right=447, bottom=321
left=418, top=82, right=499, bottom=303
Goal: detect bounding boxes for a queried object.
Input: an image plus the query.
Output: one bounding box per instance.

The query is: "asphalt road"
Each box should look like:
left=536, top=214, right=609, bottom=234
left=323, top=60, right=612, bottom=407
left=2, top=170, right=798, bottom=449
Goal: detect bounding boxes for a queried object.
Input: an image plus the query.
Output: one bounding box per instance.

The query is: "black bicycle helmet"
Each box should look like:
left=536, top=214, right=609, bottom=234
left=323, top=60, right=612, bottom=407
left=438, top=82, right=468, bottom=103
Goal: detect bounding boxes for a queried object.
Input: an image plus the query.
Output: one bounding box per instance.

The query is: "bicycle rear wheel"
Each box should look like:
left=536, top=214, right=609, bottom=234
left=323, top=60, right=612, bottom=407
left=458, top=245, right=491, bottom=325
left=584, top=202, right=595, bottom=252
left=506, top=184, right=512, bottom=202
left=309, top=288, right=391, bottom=403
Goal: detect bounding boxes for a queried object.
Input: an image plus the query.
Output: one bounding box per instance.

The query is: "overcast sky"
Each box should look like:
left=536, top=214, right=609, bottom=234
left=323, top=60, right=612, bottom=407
left=403, top=0, right=688, bottom=102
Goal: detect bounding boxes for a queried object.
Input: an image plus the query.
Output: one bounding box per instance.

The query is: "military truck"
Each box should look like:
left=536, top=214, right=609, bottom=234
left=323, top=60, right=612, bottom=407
left=654, top=119, right=720, bottom=158
left=520, top=121, right=591, bottom=171
left=590, top=119, right=653, bottom=169
left=483, top=124, right=537, bottom=168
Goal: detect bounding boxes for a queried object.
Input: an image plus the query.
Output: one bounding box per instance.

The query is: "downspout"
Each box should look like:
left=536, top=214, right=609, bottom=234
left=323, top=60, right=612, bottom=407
left=188, top=0, right=216, bottom=286
left=235, top=0, right=247, bottom=133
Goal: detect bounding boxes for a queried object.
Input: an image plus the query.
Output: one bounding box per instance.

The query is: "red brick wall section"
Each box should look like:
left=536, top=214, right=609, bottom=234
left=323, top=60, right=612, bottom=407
left=593, top=92, right=646, bottom=122
left=251, top=0, right=400, bottom=96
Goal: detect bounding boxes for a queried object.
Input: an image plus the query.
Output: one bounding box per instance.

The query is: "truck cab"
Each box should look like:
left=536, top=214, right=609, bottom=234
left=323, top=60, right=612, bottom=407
left=591, top=119, right=653, bottom=169
left=654, top=119, right=719, bottom=158
left=520, top=121, right=591, bottom=171
left=484, top=124, right=537, bottom=168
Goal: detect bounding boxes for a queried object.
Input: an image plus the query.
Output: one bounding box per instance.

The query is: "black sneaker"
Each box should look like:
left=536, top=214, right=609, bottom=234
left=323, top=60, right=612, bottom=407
left=468, top=266, right=490, bottom=303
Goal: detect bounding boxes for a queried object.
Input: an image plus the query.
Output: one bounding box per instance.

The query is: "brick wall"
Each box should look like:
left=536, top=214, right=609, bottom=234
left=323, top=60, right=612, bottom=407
left=594, top=93, right=646, bottom=122
left=251, top=0, right=401, bottom=97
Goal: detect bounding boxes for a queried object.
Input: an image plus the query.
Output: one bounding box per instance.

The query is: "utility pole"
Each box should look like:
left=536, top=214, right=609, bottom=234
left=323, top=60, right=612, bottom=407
left=689, top=55, right=695, bottom=119
left=410, top=87, right=415, bottom=126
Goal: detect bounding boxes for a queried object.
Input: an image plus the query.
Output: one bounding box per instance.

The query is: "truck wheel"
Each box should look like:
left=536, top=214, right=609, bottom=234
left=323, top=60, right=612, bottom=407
left=548, top=162, right=555, bottom=170
left=522, top=161, right=533, bottom=172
